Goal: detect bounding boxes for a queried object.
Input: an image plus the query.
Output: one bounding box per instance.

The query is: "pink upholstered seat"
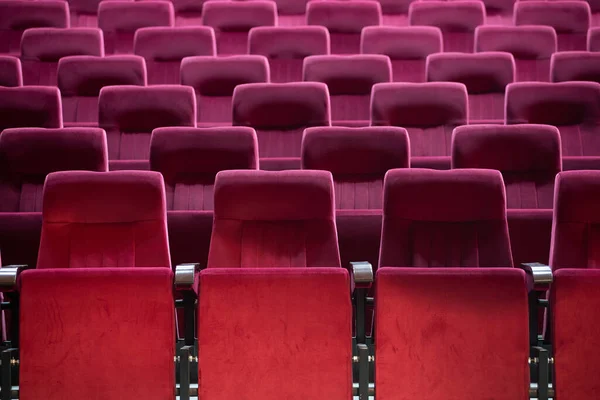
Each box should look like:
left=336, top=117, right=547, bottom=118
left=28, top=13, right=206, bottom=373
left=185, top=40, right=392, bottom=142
left=590, top=27, right=600, bottom=51
left=0, top=56, right=22, bottom=87
left=551, top=51, right=600, bottom=83
left=0, top=86, right=62, bottom=131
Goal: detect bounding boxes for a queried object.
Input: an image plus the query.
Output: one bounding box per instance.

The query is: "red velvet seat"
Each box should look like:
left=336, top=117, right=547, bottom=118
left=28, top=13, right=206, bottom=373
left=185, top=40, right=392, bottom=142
left=514, top=1, right=591, bottom=51
left=590, top=27, right=600, bottom=51
left=0, top=128, right=108, bottom=267
left=475, top=25, right=556, bottom=82
left=249, top=26, right=330, bottom=83
left=208, top=170, right=341, bottom=268
left=58, top=55, right=147, bottom=126
left=379, top=168, right=513, bottom=267
left=505, top=82, right=600, bottom=170
left=0, top=1, right=69, bottom=55
left=408, top=1, right=485, bottom=52
left=98, top=85, right=196, bottom=170
left=375, top=267, right=530, bottom=399
left=361, top=26, right=442, bottom=83
left=98, top=1, right=174, bottom=55
left=180, top=55, right=270, bottom=126
left=150, top=126, right=258, bottom=265
left=551, top=51, right=600, bottom=83
left=134, top=27, right=215, bottom=85
left=20, top=28, right=103, bottom=86
left=452, top=124, right=561, bottom=265
left=303, top=55, right=391, bottom=126
left=201, top=1, right=277, bottom=56
left=307, top=1, right=382, bottom=54
left=0, top=86, right=62, bottom=131
left=371, top=82, right=468, bottom=169
left=232, top=82, right=331, bottom=170
left=198, top=268, right=351, bottom=399
left=0, top=56, right=21, bottom=87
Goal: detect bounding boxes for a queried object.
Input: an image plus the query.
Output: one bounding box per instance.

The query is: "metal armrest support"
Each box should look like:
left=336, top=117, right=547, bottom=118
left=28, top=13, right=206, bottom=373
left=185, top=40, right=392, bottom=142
left=531, top=346, right=550, bottom=400
left=174, top=264, right=200, bottom=347
left=353, top=344, right=372, bottom=400
left=178, top=345, right=195, bottom=400
left=1, top=348, right=17, bottom=400
left=351, top=262, right=374, bottom=290
left=351, top=262, right=373, bottom=345
left=0, top=265, right=28, bottom=293
left=174, top=263, right=200, bottom=292
left=520, top=263, right=553, bottom=347
left=520, top=263, right=553, bottom=292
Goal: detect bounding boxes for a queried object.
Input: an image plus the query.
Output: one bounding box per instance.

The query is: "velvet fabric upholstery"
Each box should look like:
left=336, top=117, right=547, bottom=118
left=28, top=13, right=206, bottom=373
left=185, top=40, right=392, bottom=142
left=58, top=55, right=146, bottom=126
left=371, top=82, right=467, bottom=168
left=201, top=1, right=277, bottom=55
left=306, top=1, right=382, bottom=54
left=551, top=269, right=600, bottom=399
left=0, top=86, right=62, bottom=131
left=550, top=170, right=600, bottom=269
left=134, top=27, right=215, bottom=85
left=505, top=82, right=600, bottom=168
left=303, top=55, right=391, bottom=126
left=208, top=170, right=341, bottom=268
left=551, top=51, right=600, bottom=83
left=20, top=28, right=104, bottom=86
left=0, top=56, right=22, bottom=87
left=426, top=52, right=514, bottom=123
left=98, top=1, right=174, bottom=54
left=464, top=0, right=514, bottom=24
left=248, top=26, right=330, bottom=83
left=375, top=267, right=530, bottom=399
left=507, top=208, right=553, bottom=266
left=590, top=27, right=600, bottom=51
left=452, top=124, right=561, bottom=209
left=19, top=267, right=175, bottom=400
left=475, top=25, right=556, bottom=82
left=408, top=1, right=485, bottom=52
left=37, top=171, right=171, bottom=268
left=0, top=1, right=69, bottom=55
left=180, top=56, right=270, bottom=125
left=302, top=126, right=409, bottom=209
left=232, top=82, right=331, bottom=170
left=514, top=1, right=591, bottom=51
left=98, top=85, right=195, bottom=169
left=198, top=268, right=351, bottom=399
left=361, top=26, right=443, bottom=82
left=380, top=168, right=513, bottom=267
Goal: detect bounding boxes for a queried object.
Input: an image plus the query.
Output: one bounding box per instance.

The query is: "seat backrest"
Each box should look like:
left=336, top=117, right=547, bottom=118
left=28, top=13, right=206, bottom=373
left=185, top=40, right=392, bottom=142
left=0, top=86, right=62, bottom=131
left=475, top=25, right=557, bottom=59
left=452, top=124, right=561, bottom=209
left=361, top=26, right=443, bottom=59
left=376, top=267, right=529, bottom=399
left=58, top=55, right=146, bottom=124
left=198, top=268, right=351, bottom=399
left=150, top=126, right=259, bottom=211
left=0, top=56, right=22, bottom=87
left=550, top=170, right=600, bottom=269
left=409, top=1, right=485, bottom=31
left=19, top=267, right=175, bottom=400
left=589, top=27, right=600, bottom=52
left=37, top=170, right=171, bottom=268
left=0, top=127, right=108, bottom=212
left=98, top=85, right=196, bottom=161
left=551, top=51, right=600, bottom=83
left=380, top=168, right=513, bottom=267
left=514, top=1, right=591, bottom=34
left=208, top=170, right=341, bottom=268
left=302, top=126, right=409, bottom=209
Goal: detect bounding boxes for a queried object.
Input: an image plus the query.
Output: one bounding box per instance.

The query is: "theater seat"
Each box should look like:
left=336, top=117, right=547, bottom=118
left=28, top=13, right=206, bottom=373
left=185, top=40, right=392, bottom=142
left=180, top=55, right=270, bottom=126
left=551, top=51, right=600, bottom=83
left=590, top=27, right=600, bottom=51
left=201, top=1, right=277, bottom=55
left=20, top=28, right=104, bottom=86
left=58, top=55, right=147, bottom=126
left=303, top=55, right=392, bottom=126
left=272, top=0, right=310, bottom=25
left=98, top=1, right=174, bottom=54
left=150, top=126, right=258, bottom=266
left=475, top=25, right=556, bottom=82
left=408, top=1, right=485, bottom=52
left=379, top=168, right=513, bottom=267
left=68, top=0, right=132, bottom=27
left=208, top=170, right=341, bottom=268
left=134, top=27, right=215, bottom=85
left=98, top=85, right=196, bottom=170
left=514, top=1, right=591, bottom=51
left=361, top=26, right=442, bottom=82
left=232, top=82, right=331, bottom=170
left=249, top=26, right=330, bottom=83
left=0, top=128, right=108, bottom=267
left=307, top=1, right=382, bottom=54
left=371, top=82, right=468, bottom=169
left=0, top=86, right=62, bottom=131
left=0, top=56, right=22, bottom=87
left=427, top=52, right=514, bottom=123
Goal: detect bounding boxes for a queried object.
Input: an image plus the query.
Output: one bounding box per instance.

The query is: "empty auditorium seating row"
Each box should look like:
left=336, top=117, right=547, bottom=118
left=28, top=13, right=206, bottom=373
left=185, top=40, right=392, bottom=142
left=3, top=167, right=600, bottom=399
